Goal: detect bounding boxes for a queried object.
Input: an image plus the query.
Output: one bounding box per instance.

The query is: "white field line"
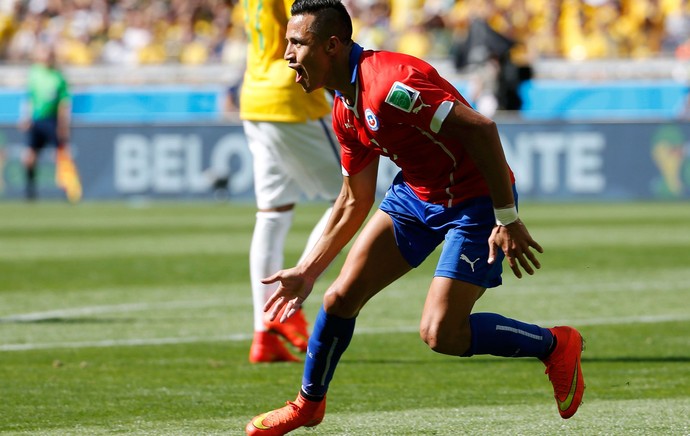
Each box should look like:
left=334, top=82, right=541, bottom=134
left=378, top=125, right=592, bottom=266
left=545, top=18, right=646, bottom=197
left=1, top=313, right=689, bottom=352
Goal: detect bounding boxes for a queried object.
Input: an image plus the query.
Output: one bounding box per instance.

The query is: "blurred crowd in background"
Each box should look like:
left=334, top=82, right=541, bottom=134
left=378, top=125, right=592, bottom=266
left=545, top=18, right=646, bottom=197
left=1, top=0, right=690, bottom=68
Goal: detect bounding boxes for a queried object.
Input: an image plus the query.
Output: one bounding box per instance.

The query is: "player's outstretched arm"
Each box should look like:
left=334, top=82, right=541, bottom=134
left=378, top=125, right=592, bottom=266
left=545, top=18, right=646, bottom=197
left=262, top=267, right=316, bottom=323
left=262, top=158, right=379, bottom=322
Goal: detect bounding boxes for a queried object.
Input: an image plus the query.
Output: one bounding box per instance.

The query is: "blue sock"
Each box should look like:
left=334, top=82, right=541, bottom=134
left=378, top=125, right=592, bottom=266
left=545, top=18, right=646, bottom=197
left=301, top=306, right=356, bottom=399
left=463, top=312, right=553, bottom=358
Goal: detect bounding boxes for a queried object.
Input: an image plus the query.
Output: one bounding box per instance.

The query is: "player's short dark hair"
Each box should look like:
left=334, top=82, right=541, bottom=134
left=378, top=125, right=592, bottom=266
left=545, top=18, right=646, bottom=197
left=290, top=0, right=353, bottom=43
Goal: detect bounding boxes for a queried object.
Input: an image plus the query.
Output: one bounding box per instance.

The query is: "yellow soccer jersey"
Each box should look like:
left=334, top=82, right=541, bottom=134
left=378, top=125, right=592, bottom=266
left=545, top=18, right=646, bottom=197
left=240, top=0, right=331, bottom=122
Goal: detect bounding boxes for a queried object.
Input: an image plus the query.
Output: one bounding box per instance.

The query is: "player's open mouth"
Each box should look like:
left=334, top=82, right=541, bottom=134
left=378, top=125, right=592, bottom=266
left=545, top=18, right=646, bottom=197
left=290, top=65, right=305, bottom=83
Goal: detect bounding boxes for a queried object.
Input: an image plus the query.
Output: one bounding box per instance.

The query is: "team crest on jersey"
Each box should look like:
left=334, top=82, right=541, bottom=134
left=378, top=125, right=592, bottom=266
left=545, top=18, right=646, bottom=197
left=364, top=108, right=379, bottom=131
left=385, top=81, right=420, bottom=113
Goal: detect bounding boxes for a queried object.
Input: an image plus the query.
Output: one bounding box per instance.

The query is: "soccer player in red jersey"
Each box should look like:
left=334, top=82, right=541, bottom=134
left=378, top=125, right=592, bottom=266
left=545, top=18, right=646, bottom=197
left=246, top=1, right=585, bottom=434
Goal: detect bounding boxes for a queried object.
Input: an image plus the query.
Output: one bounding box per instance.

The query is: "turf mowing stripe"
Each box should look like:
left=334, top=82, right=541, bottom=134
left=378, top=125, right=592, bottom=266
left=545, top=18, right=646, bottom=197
left=0, top=334, right=251, bottom=351
left=0, top=299, right=228, bottom=322
left=2, top=272, right=687, bottom=321
left=2, top=313, right=689, bottom=352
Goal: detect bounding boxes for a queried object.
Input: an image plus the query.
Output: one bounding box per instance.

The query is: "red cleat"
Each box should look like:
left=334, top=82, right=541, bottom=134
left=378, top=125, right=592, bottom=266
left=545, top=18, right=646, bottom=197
left=265, top=307, right=309, bottom=353
left=246, top=392, right=326, bottom=435
left=542, top=326, right=585, bottom=419
left=249, top=331, right=300, bottom=363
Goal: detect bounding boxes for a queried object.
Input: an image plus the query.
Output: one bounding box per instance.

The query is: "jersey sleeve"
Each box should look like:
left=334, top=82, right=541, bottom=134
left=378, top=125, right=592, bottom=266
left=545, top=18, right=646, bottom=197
left=332, top=103, right=379, bottom=177
left=338, top=137, right=378, bottom=177
left=375, top=65, right=459, bottom=134
left=58, top=74, right=70, bottom=102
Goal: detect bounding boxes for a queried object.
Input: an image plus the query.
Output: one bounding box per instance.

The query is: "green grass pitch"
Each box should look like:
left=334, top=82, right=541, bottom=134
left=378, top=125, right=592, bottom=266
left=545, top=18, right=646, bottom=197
left=0, top=200, right=688, bottom=435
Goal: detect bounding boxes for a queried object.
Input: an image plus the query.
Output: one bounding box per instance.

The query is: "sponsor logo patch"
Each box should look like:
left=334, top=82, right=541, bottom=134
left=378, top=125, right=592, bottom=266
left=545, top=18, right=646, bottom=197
left=385, top=81, right=420, bottom=112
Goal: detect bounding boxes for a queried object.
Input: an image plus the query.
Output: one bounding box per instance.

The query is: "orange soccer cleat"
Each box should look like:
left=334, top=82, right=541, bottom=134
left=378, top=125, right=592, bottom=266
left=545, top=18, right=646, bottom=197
left=249, top=331, right=301, bottom=363
left=265, top=307, right=309, bottom=353
left=246, top=392, right=326, bottom=436
left=542, top=326, right=586, bottom=419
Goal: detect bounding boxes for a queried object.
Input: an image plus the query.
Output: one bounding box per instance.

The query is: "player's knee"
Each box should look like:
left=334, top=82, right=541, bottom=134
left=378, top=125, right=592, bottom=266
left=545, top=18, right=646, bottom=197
left=323, top=287, right=360, bottom=318
left=419, top=326, right=454, bottom=354
left=419, top=322, right=471, bottom=356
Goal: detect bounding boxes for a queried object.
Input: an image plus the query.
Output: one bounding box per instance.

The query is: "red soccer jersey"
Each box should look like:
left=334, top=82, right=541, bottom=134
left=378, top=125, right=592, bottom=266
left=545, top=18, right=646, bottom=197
left=333, top=44, right=514, bottom=207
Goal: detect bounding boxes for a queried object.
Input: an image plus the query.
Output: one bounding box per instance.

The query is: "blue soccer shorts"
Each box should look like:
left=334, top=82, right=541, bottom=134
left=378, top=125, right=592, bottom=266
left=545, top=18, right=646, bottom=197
left=379, top=172, right=516, bottom=289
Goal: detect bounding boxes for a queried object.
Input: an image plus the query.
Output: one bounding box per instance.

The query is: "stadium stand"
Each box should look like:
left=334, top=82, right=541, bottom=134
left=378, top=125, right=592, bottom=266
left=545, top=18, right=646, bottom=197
left=0, top=0, right=689, bottom=120
left=1, top=0, right=689, bottom=67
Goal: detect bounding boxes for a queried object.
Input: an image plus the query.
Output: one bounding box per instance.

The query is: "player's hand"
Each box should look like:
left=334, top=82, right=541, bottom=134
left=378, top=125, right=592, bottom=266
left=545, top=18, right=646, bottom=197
left=488, top=219, right=543, bottom=278
left=261, top=268, right=316, bottom=323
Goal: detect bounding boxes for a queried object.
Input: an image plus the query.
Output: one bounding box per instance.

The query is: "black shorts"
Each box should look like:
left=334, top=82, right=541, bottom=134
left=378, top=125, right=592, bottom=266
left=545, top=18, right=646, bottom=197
left=28, top=119, right=60, bottom=151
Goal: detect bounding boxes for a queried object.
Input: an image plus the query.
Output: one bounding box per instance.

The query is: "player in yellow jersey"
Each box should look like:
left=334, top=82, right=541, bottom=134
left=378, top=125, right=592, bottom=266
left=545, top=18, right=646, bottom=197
left=240, top=0, right=342, bottom=363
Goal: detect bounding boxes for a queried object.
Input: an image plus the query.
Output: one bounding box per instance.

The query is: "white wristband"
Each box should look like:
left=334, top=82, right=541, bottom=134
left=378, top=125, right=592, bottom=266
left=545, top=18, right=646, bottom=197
left=494, top=206, right=518, bottom=226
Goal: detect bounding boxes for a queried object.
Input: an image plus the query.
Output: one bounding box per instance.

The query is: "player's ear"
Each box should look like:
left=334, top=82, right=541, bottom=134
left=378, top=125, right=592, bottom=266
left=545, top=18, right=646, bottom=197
left=325, top=35, right=340, bottom=55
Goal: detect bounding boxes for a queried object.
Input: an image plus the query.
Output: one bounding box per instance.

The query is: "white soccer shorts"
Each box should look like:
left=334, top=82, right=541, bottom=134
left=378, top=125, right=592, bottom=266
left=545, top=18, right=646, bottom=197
left=243, top=117, right=342, bottom=209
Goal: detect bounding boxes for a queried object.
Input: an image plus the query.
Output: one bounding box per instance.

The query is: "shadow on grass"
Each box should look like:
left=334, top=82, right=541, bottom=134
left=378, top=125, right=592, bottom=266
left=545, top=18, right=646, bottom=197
left=0, top=317, right=138, bottom=324
left=581, top=356, right=690, bottom=363
left=342, top=355, right=690, bottom=365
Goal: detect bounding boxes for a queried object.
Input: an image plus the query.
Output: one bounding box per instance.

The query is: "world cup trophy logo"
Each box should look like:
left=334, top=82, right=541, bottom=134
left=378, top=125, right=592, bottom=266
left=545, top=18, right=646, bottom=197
left=650, top=124, right=690, bottom=198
